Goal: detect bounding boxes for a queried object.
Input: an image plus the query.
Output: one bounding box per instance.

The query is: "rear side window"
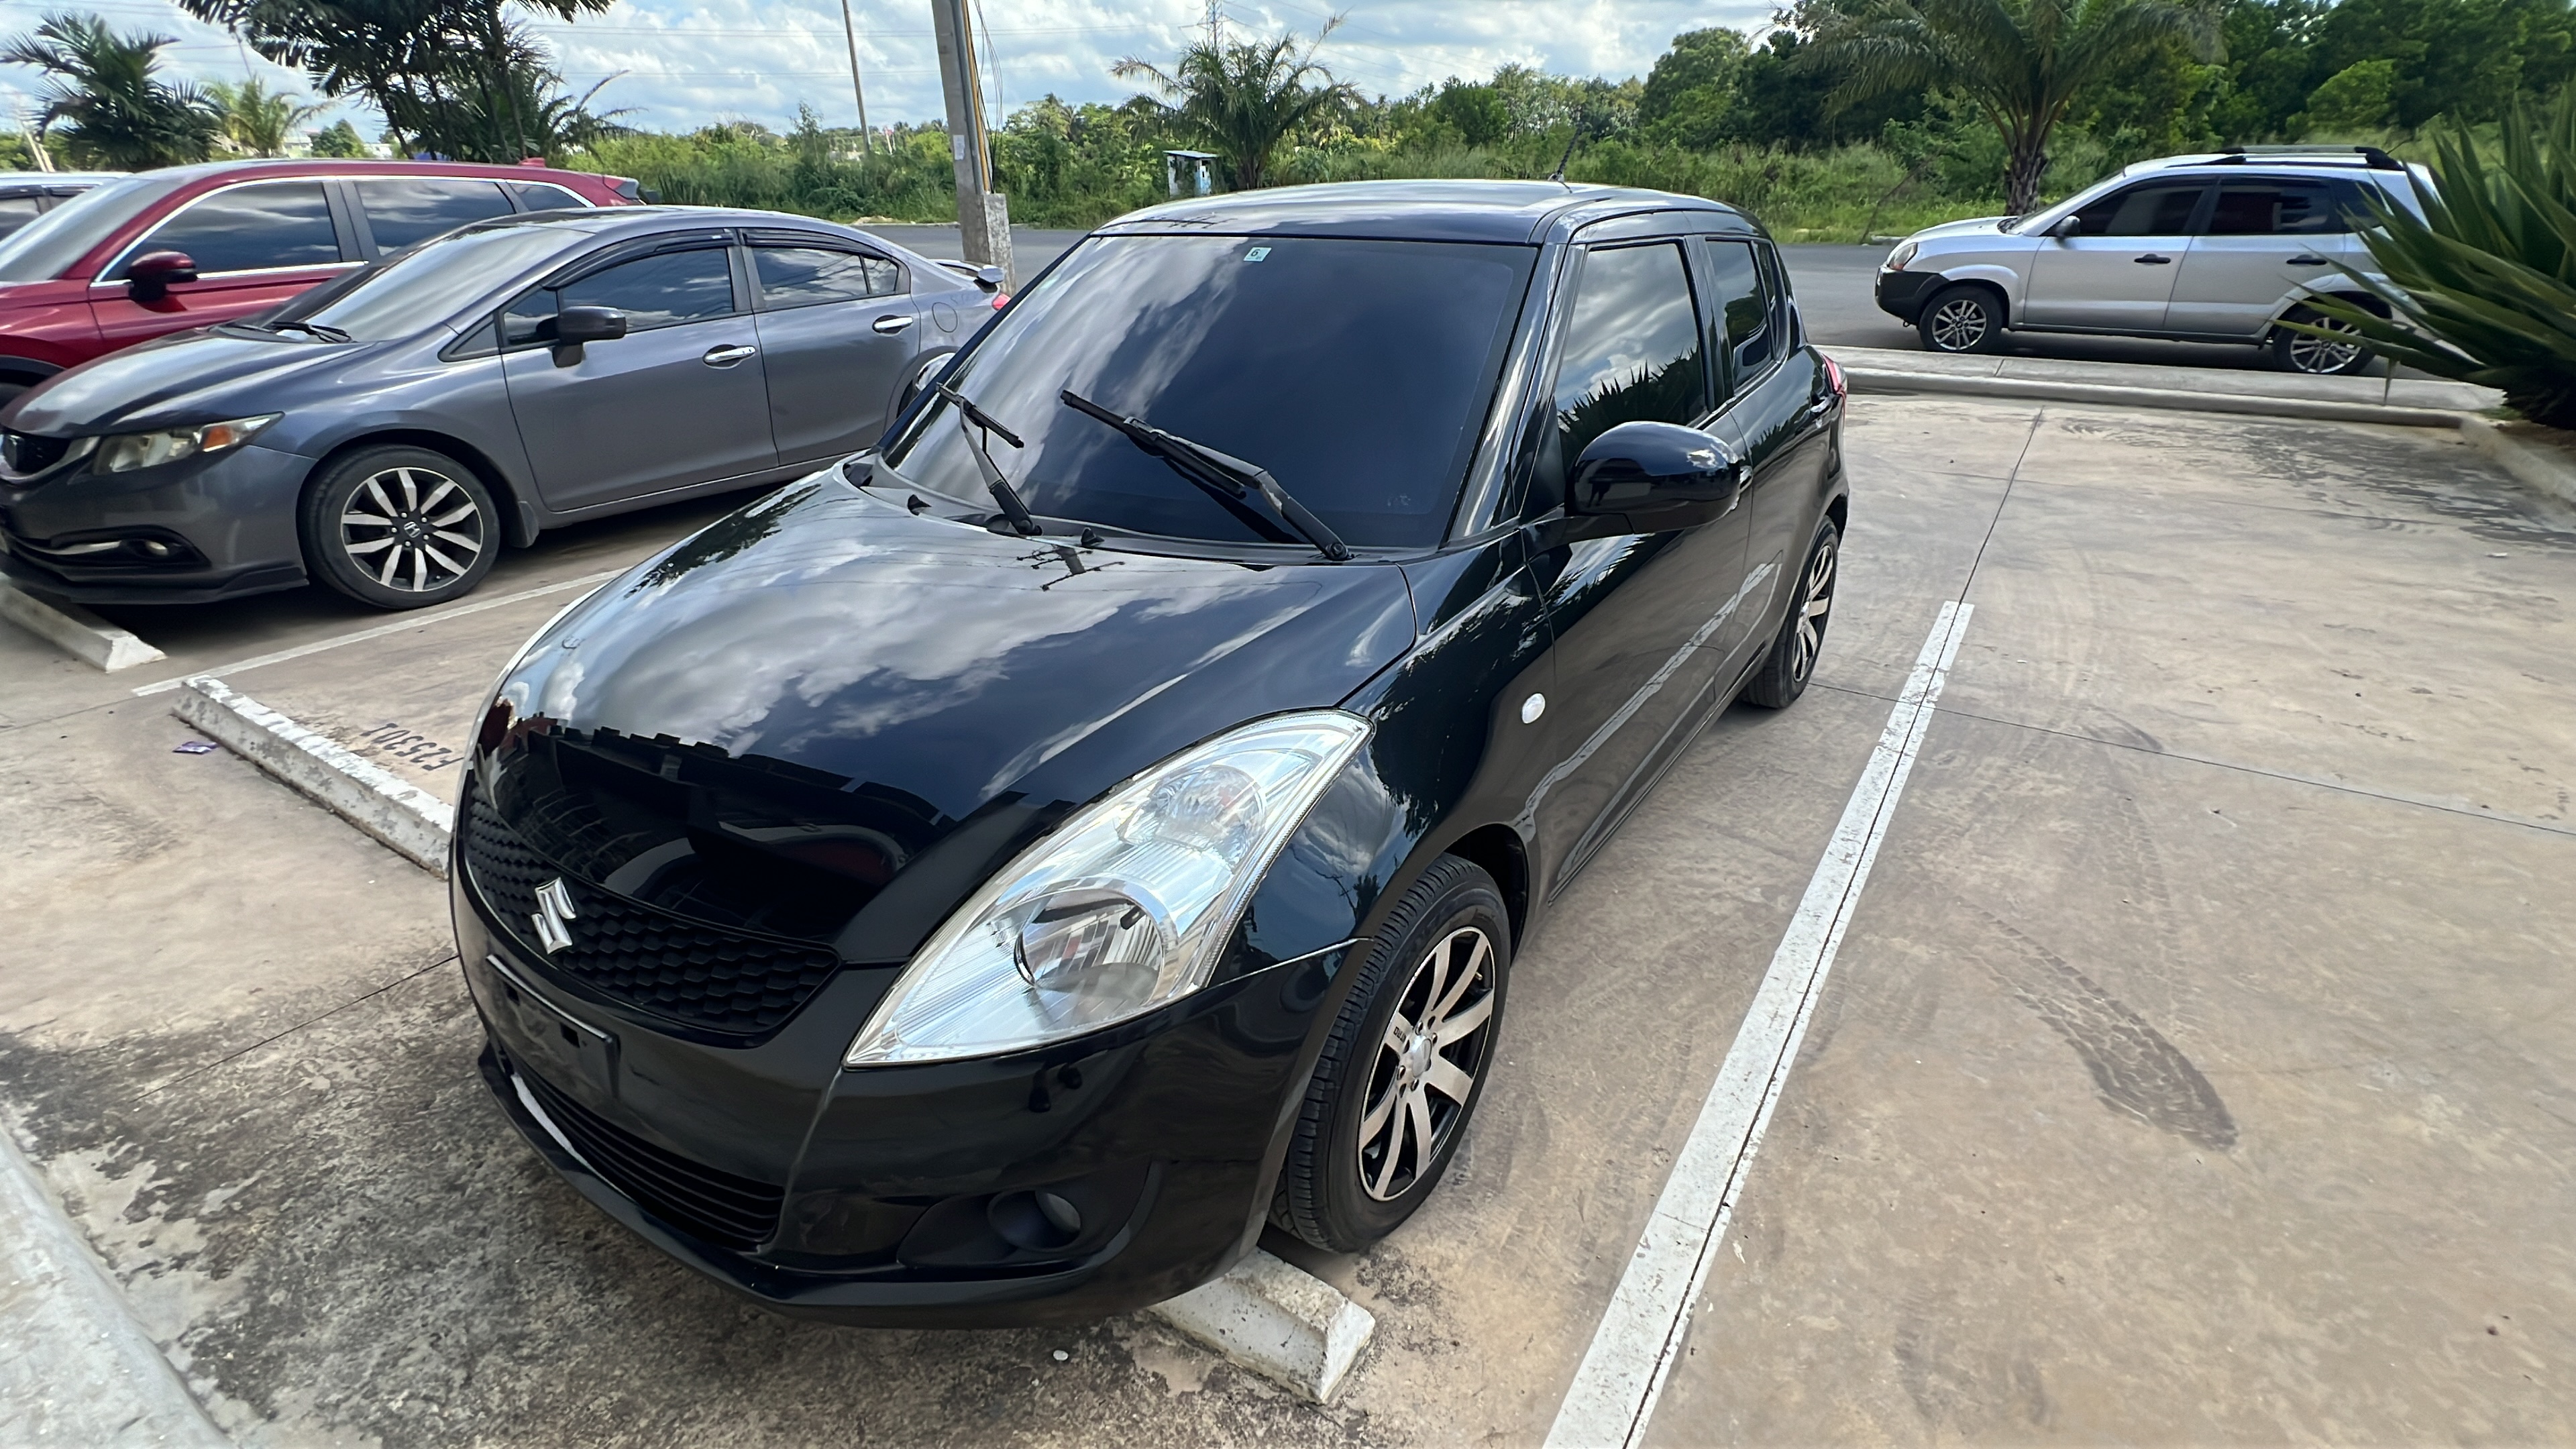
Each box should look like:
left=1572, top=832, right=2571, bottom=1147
left=122, top=181, right=341, bottom=276
left=2206, top=180, right=2340, bottom=235
left=1550, top=241, right=1707, bottom=478
left=752, top=245, right=902, bottom=307
left=2070, top=182, right=2206, bottom=236
left=504, top=246, right=737, bottom=345
left=358, top=177, right=515, bottom=250
left=508, top=181, right=590, bottom=212
left=1701, top=239, right=1772, bottom=391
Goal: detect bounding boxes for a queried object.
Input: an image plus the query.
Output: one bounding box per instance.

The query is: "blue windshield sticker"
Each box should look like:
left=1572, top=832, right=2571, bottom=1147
left=1243, top=246, right=1271, bottom=262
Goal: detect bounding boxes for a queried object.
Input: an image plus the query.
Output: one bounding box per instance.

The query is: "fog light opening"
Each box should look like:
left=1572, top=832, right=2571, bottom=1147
left=987, top=1189, right=1083, bottom=1250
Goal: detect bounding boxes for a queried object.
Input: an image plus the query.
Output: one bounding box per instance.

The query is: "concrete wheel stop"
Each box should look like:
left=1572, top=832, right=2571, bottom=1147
left=0, top=582, right=165, bottom=672
left=1147, top=1249, right=1377, bottom=1402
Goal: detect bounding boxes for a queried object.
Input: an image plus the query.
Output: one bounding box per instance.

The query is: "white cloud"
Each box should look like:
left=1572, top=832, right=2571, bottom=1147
left=3, top=0, right=1779, bottom=140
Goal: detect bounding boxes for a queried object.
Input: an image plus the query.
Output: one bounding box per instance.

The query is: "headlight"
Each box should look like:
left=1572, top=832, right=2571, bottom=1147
left=844, top=710, right=1373, bottom=1067
left=91, top=415, right=279, bottom=473
left=1885, top=240, right=1920, bottom=272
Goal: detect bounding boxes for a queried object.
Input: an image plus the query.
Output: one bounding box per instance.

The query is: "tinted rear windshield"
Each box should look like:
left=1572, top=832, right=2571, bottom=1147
left=0, top=174, right=187, bottom=282
left=879, top=233, right=1536, bottom=549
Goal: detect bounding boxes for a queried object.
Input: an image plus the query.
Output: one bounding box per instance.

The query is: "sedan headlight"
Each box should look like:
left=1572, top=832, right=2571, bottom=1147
left=91, top=415, right=279, bottom=474
left=1885, top=240, right=1920, bottom=272
left=844, top=710, right=1373, bottom=1067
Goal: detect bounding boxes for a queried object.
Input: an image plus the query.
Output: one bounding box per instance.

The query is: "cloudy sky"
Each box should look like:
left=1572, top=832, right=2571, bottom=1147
left=2, top=0, right=1778, bottom=139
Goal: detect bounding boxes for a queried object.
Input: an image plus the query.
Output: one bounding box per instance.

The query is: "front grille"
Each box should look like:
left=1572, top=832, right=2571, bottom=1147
left=462, top=796, right=843, bottom=1036
left=511, top=1056, right=783, bottom=1250
left=1, top=430, right=70, bottom=477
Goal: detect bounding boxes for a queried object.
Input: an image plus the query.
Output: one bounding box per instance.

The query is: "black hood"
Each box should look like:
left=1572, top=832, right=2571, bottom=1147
left=476, top=480, right=1417, bottom=965
left=5, top=329, right=376, bottom=435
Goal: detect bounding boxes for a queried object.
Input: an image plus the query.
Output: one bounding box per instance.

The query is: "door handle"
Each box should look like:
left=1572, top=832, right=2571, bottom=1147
left=871, top=314, right=914, bottom=334
left=2286, top=254, right=2330, bottom=266
left=2133, top=254, right=2174, bottom=264
left=702, top=343, right=757, bottom=366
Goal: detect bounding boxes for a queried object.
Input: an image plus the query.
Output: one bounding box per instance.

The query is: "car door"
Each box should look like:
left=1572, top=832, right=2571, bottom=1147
left=2022, top=178, right=2210, bottom=331
left=745, top=233, right=921, bottom=466
left=87, top=178, right=356, bottom=349
left=350, top=176, right=518, bottom=255
left=1703, top=237, right=1831, bottom=644
left=1525, top=237, right=1753, bottom=884
left=498, top=238, right=777, bottom=515
left=2164, top=176, right=2349, bottom=337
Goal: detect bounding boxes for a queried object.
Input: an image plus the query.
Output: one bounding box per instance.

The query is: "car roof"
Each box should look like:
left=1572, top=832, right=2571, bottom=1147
left=433, top=205, right=968, bottom=280
left=1097, top=178, right=1754, bottom=244
left=2129, top=149, right=2407, bottom=178
left=0, top=172, right=120, bottom=193
left=115, top=158, right=610, bottom=188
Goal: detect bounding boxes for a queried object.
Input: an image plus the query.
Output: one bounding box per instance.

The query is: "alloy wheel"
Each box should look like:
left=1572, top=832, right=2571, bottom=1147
left=1928, top=297, right=1989, bottom=352
left=1792, top=536, right=1836, bottom=682
left=2286, top=315, right=2366, bottom=374
left=1356, top=924, right=1497, bottom=1201
left=339, top=466, right=485, bottom=594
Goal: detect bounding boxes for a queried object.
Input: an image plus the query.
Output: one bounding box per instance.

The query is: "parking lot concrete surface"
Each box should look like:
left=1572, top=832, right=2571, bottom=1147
left=3, top=398, right=2571, bottom=1444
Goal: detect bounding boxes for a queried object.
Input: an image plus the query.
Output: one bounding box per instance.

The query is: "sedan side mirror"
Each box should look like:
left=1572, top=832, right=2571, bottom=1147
left=126, top=250, right=198, bottom=302
left=1567, top=421, right=1741, bottom=533
left=549, top=305, right=626, bottom=365
left=2048, top=214, right=2082, bottom=239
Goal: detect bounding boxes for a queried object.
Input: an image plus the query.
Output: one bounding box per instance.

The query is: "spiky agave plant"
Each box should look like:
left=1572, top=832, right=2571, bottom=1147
left=2298, top=91, right=2576, bottom=427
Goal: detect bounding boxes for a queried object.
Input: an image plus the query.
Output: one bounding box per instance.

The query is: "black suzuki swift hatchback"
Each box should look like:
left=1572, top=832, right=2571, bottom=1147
left=455, top=180, right=1848, bottom=1325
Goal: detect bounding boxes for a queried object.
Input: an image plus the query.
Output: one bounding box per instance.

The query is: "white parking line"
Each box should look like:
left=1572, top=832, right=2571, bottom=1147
left=1545, top=600, right=1974, bottom=1449
left=130, top=569, right=620, bottom=696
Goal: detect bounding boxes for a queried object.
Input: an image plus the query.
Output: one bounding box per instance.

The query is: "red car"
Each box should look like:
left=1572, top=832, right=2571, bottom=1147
left=0, top=159, right=643, bottom=405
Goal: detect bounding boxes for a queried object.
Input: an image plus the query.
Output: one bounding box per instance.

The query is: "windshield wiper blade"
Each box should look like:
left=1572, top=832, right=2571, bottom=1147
left=268, top=319, right=352, bottom=342
left=938, top=382, right=1042, bottom=536
left=1058, top=390, right=1352, bottom=561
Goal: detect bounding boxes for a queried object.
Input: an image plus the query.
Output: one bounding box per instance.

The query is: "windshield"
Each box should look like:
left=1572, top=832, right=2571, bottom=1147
left=0, top=174, right=188, bottom=282
left=881, top=233, right=1536, bottom=550
left=266, top=223, right=579, bottom=340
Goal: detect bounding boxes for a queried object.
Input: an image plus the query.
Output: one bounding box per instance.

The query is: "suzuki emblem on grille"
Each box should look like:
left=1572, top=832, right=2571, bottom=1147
left=532, top=877, right=578, bottom=953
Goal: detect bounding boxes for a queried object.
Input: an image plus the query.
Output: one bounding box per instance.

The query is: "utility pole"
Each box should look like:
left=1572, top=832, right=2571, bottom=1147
left=931, top=0, right=1012, bottom=288
left=839, top=0, right=873, bottom=156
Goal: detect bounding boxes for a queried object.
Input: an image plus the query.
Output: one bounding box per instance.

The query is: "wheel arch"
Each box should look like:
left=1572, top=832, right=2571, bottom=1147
left=1441, top=824, right=1529, bottom=951
left=301, top=430, right=538, bottom=548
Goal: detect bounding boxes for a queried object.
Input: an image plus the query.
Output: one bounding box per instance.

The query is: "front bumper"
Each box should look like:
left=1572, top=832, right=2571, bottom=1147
left=0, top=441, right=311, bottom=603
left=455, top=867, right=1344, bottom=1327
left=1875, top=268, right=1941, bottom=323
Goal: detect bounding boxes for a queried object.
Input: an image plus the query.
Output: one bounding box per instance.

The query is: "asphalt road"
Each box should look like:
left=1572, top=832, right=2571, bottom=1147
left=871, top=223, right=2328, bottom=376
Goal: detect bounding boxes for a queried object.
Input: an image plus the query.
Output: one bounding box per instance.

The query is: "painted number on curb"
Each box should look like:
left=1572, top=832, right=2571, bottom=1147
left=356, top=720, right=467, bottom=772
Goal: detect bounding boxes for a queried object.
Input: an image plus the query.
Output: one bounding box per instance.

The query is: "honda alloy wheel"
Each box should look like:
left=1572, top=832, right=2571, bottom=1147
left=304, top=444, right=500, bottom=608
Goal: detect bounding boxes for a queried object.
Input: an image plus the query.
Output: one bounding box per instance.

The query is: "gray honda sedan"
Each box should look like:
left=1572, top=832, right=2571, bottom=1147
left=0, top=207, right=994, bottom=607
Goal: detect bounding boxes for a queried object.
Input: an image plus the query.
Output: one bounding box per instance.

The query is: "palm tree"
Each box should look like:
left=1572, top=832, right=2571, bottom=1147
left=1809, top=0, right=2223, bottom=215
left=1112, top=21, right=1358, bottom=192
left=2, top=13, right=223, bottom=168
left=208, top=76, right=325, bottom=156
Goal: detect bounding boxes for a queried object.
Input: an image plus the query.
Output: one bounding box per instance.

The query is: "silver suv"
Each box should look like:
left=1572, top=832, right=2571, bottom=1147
left=1875, top=148, right=2430, bottom=374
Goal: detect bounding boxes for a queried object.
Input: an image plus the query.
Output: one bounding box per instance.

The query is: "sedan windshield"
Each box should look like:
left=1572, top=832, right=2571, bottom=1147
left=0, top=174, right=188, bottom=282
left=264, top=222, right=582, bottom=341
left=880, top=233, right=1536, bottom=550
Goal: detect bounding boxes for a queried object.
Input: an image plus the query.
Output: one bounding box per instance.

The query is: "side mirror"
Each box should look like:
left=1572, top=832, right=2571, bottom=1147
left=126, top=250, right=198, bottom=302
left=1568, top=421, right=1741, bottom=531
left=2048, top=214, right=2082, bottom=239
left=554, top=306, right=627, bottom=344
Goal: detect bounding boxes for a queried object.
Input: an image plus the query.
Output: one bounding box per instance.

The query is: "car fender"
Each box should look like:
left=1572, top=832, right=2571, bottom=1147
left=284, top=407, right=546, bottom=545
left=1920, top=262, right=2028, bottom=319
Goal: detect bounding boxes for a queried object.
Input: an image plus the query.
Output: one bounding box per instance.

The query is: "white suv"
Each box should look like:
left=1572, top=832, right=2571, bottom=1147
left=1876, top=148, right=2432, bottom=374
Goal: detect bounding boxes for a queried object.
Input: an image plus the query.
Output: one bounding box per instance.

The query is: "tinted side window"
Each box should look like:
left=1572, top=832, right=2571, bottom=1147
left=125, top=182, right=341, bottom=275
left=0, top=197, right=41, bottom=237
left=2072, top=182, right=2206, bottom=236
left=2207, top=180, right=2339, bottom=235
left=1702, top=239, right=1771, bottom=390
left=358, top=178, right=515, bottom=250
left=753, top=245, right=902, bottom=307
left=508, top=181, right=589, bottom=212
left=557, top=248, right=736, bottom=329
left=1552, top=242, right=1707, bottom=477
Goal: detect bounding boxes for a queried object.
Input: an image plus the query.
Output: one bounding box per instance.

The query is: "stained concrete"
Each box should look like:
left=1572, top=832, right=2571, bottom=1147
left=1, top=398, right=2569, bottom=1444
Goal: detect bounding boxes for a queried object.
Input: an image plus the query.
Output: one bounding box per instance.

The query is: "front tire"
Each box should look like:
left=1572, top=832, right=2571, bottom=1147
left=1917, top=284, right=2003, bottom=354
left=301, top=445, right=499, bottom=610
left=1742, top=517, right=1839, bottom=709
left=1273, top=855, right=1510, bottom=1252
left=2271, top=304, right=2373, bottom=376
